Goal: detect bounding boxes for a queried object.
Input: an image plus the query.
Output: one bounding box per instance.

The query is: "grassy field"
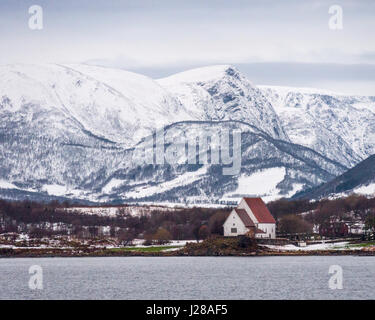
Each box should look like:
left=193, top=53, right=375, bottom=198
left=109, top=245, right=183, bottom=253
left=349, top=241, right=375, bottom=248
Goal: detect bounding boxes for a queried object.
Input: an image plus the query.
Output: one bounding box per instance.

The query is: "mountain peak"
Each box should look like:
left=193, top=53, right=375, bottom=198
left=158, top=65, right=289, bottom=141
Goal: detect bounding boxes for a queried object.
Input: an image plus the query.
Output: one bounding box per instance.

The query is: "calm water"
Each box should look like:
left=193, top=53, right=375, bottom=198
left=1, top=256, right=374, bottom=299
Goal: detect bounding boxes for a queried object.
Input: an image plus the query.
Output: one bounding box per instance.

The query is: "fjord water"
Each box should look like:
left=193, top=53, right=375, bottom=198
left=1, top=256, right=374, bottom=300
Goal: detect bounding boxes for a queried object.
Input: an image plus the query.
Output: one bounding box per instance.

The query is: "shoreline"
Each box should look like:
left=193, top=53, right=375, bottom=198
left=1, top=248, right=375, bottom=258
left=2, top=236, right=374, bottom=258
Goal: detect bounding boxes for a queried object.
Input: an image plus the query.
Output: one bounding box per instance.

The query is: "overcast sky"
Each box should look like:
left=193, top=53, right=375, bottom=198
left=0, top=0, right=374, bottom=95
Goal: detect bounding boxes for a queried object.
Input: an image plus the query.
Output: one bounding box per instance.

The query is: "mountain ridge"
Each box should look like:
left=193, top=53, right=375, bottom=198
left=259, top=85, right=375, bottom=168
left=294, top=154, right=375, bottom=200
left=0, top=63, right=374, bottom=203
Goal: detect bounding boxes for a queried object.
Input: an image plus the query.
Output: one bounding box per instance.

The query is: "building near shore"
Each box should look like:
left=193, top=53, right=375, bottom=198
left=223, top=197, right=276, bottom=238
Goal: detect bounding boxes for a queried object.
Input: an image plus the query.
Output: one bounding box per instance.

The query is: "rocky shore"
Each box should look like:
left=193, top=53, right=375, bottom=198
left=1, top=236, right=374, bottom=258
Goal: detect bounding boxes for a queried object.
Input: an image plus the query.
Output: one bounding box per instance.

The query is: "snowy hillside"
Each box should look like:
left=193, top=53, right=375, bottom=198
left=259, top=85, right=375, bottom=168
left=294, top=154, right=375, bottom=200
left=158, top=66, right=289, bottom=141
left=0, top=63, right=373, bottom=204
left=0, top=64, right=195, bottom=147
left=94, top=121, right=345, bottom=204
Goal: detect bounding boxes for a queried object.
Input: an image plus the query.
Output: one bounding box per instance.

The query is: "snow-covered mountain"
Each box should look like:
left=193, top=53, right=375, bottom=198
left=259, top=85, right=375, bottom=168
left=0, top=63, right=372, bottom=204
left=294, top=154, right=375, bottom=200
left=0, top=64, right=193, bottom=147
left=158, top=65, right=289, bottom=141
left=94, top=121, right=345, bottom=204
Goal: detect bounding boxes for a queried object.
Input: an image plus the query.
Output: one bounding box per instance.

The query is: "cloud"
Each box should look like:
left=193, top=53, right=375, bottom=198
left=0, top=0, right=374, bottom=95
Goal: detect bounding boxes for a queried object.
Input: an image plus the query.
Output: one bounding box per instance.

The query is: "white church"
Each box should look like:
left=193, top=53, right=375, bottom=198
left=223, top=197, right=276, bottom=239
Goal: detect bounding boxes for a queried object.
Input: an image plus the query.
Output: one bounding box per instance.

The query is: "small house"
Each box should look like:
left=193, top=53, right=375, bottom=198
left=223, top=197, right=276, bottom=238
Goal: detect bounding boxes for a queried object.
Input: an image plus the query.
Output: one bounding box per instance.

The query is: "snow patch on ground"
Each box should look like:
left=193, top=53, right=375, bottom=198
left=353, top=183, right=375, bottom=196
left=0, top=180, right=18, bottom=189
left=41, top=184, right=86, bottom=198
left=263, top=241, right=361, bottom=251
left=131, top=239, right=198, bottom=247
left=285, top=183, right=304, bottom=198
left=324, top=183, right=375, bottom=200
left=124, top=167, right=207, bottom=199
left=102, top=178, right=125, bottom=193
left=222, top=167, right=290, bottom=203
left=236, top=168, right=286, bottom=194
left=42, top=184, right=68, bottom=196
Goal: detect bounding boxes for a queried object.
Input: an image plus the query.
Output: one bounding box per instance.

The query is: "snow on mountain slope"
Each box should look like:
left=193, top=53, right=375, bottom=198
left=0, top=63, right=363, bottom=204
left=0, top=64, right=288, bottom=147
left=294, top=154, right=375, bottom=200
left=94, top=121, right=346, bottom=204
left=0, top=63, right=190, bottom=192
left=0, top=64, right=189, bottom=146
left=220, top=167, right=304, bottom=203
left=354, top=183, right=375, bottom=196
left=63, top=64, right=194, bottom=142
left=158, top=65, right=289, bottom=141
left=259, top=85, right=375, bottom=168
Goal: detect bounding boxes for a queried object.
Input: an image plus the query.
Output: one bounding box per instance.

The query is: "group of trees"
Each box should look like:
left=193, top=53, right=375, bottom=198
left=119, top=207, right=230, bottom=243
left=365, top=211, right=375, bottom=233
left=277, top=215, right=313, bottom=235
left=0, top=199, right=123, bottom=237
left=312, top=195, right=375, bottom=224
left=268, top=195, right=375, bottom=236
left=267, top=199, right=316, bottom=220
left=0, top=199, right=231, bottom=243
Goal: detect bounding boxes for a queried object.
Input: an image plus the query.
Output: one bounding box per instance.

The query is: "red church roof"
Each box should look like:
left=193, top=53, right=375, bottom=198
left=234, top=208, right=255, bottom=227
left=233, top=209, right=267, bottom=234
left=243, top=197, right=276, bottom=224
